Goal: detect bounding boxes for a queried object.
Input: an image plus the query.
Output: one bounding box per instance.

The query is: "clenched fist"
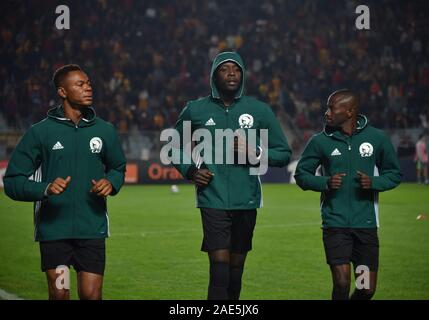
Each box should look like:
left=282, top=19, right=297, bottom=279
left=192, top=169, right=214, bottom=187
left=91, top=178, right=113, bottom=197
left=47, top=176, right=71, bottom=195
left=328, top=173, right=346, bottom=189
left=357, top=171, right=372, bottom=189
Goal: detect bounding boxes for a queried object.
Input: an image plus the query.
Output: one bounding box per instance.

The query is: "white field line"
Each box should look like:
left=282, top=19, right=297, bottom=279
left=112, top=222, right=320, bottom=237
left=0, top=288, right=24, bottom=300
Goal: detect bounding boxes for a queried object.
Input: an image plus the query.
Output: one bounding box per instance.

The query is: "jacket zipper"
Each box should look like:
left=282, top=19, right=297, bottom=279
left=347, top=138, right=352, bottom=226
left=73, top=123, right=78, bottom=236
left=225, top=106, right=230, bottom=208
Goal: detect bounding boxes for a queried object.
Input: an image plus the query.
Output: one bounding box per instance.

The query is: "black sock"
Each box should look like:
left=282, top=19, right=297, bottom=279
left=350, top=289, right=374, bottom=300
left=228, top=267, right=243, bottom=300
left=208, top=262, right=229, bottom=300
left=332, top=286, right=350, bottom=300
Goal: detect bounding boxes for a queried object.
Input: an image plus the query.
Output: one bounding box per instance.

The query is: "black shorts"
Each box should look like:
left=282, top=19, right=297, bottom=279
left=322, top=228, right=379, bottom=271
left=200, top=208, right=257, bottom=253
left=39, top=238, right=106, bottom=275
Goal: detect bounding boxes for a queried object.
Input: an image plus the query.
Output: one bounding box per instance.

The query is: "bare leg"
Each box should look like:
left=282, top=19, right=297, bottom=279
left=423, top=165, right=428, bottom=183
left=46, top=269, right=70, bottom=300
left=77, top=271, right=103, bottom=300
left=350, top=271, right=377, bottom=300
left=329, top=264, right=351, bottom=300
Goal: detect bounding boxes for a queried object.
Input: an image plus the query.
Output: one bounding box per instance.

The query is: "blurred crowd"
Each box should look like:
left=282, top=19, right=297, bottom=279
left=1, top=0, right=428, bottom=136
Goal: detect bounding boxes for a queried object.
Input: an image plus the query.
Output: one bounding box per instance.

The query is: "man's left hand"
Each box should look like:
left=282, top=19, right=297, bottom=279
left=91, top=178, right=113, bottom=196
left=357, top=171, right=372, bottom=189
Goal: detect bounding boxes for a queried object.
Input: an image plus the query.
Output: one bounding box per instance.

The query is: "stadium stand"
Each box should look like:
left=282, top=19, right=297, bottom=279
left=0, top=0, right=428, bottom=160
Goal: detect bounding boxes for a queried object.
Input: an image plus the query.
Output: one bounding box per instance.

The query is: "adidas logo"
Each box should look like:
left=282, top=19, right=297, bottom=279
left=205, top=118, right=216, bottom=126
left=331, top=148, right=341, bottom=156
left=52, top=141, right=64, bottom=150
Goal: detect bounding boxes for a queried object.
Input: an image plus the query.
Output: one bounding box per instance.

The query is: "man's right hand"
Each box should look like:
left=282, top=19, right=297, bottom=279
left=47, top=176, right=71, bottom=195
left=328, top=173, right=346, bottom=189
left=192, top=169, right=214, bottom=187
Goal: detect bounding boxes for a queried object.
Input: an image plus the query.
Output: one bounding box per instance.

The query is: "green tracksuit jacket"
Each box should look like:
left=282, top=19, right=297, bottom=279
left=173, top=52, right=291, bottom=209
left=4, top=105, right=126, bottom=241
left=294, top=115, right=401, bottom=228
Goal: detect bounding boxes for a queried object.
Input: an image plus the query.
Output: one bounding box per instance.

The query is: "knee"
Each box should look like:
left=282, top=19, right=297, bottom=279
left=49, top=289, right=69, bottom=300
left=229, top=254, right=246, bottom=270
left=334, top=278, right=350, bottom=292
left=79, top=286, right=102, bottom=300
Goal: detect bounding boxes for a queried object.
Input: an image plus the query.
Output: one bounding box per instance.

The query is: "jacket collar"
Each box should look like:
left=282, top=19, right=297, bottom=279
left=323, top=114, right=368, bottom=138
left=47, top=105, right=96, bottom=126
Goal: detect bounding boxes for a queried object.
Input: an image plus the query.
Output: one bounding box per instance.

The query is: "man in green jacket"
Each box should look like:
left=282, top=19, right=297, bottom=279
left=173, top=52, right=291, bottom=299
left=295, top=89, right=401, bottom=300
left=4, top=64, right=126, bottom=300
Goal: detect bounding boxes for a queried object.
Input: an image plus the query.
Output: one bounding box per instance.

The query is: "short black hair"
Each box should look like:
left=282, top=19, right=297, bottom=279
left=52, top=64, right=82, bottom=89
left=328, top=88, right=359, bottom=108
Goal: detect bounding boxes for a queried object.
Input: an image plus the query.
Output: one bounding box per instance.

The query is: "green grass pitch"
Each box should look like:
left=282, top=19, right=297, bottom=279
left=0, top=183, right=428, bottom=300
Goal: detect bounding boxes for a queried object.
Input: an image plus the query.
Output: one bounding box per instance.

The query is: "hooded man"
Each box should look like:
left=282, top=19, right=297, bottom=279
left=294, top=89, right=401, bottom=300
left=173, top=52, right=291, bottom=300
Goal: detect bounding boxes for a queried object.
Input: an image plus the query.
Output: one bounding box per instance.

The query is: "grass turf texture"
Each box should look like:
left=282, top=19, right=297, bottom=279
left=0, top=183, right=428, bottom=300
